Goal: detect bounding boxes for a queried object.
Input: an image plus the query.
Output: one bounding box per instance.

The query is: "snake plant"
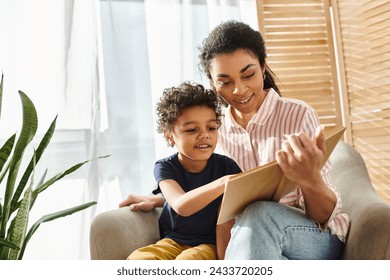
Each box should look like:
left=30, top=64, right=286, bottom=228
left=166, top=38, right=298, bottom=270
left=0, top=74, right=106, bottom=259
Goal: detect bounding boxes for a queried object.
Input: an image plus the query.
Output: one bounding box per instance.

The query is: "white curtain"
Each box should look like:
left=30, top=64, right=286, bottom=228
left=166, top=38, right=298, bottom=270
left=0, top=0, right=111, bottom=260
left=143, top=0, right=259, bottom=160
left=0, top=0, right=257, bottom=259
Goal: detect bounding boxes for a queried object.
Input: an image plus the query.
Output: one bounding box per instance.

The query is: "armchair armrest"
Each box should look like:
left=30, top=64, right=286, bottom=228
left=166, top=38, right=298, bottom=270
left=330, top=141, right=390, bottom=259
left=90, top=207, right=162, bottom=260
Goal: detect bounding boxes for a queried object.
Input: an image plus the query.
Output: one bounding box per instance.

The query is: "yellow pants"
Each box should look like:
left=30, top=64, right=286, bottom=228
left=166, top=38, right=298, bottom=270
left=127, top=238, right=217, bottom=260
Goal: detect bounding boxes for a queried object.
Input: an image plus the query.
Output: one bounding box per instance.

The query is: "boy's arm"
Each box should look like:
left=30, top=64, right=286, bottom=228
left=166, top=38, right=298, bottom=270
left=119, top=194, right=164, bottom=211
left=216, top=218, right=234, bottom=260
left=159, top=175, right=231, bottom=217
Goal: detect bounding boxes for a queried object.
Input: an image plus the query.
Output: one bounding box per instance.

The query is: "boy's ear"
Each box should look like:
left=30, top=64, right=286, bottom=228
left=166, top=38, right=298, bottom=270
left=164, top=131, right=174, bottom=147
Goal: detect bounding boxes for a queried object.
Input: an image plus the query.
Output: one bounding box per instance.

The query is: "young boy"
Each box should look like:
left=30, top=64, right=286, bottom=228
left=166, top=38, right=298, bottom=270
left=127, top=81, right=241, bottom=260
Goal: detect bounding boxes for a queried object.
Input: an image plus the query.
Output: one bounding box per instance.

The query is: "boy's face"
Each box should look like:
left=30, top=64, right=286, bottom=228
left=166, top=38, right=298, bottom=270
left=168, top=105, right=218, bottom=172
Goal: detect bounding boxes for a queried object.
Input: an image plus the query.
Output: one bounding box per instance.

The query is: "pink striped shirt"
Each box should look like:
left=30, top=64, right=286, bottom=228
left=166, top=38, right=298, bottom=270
left=218, top=88, right=350, bottom=242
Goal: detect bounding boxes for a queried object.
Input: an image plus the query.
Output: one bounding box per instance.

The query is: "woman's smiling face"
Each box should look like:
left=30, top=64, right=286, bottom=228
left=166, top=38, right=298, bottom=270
left=209, top=49, right=266, bottom=118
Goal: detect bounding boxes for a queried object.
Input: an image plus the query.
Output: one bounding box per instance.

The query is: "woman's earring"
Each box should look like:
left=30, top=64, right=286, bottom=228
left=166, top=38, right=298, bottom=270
left=263, top=73, right=266, bottom=80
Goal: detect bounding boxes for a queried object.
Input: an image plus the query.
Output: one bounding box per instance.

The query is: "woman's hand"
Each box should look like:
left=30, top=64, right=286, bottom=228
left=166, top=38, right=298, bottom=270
left=276, top=126, right=336, bottom=224
left=119, top=194, right=164, bottom=211
left=276, top=126, right=325, bottom=189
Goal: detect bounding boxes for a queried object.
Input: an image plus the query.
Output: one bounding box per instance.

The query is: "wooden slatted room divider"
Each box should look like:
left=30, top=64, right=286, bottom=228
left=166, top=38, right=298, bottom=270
left=256, top=0, right=390, bottom=202
left=256, top=0, right=346, bottom=130
left=332, top=0, right=390, bottom=201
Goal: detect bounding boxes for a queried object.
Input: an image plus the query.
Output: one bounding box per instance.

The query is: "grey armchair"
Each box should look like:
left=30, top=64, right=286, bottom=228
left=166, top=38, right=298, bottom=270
left=90, top=141, right=390, bottom=260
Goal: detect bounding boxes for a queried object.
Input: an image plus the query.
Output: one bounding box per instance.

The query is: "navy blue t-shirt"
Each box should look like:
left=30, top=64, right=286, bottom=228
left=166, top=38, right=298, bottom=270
left=153, top=153, right=242, bottom=246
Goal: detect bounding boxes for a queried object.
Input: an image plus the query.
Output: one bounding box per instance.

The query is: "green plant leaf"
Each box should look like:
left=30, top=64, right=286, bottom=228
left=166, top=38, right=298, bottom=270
left=7, top=185, right=32, bottom=260
left=0, top=237, right=19, bottom=250
left=11, top=169, right=49, bottom=213
left=8, top=91, right=37, bottom=173
left=30, top=155, right=109, bottom=210
left=3, top=151, right=36, bottom=259
left=0, top=134, right=16, bottom=183
left=0, top=91, right=38, bottom=239
left=36, top=168, right=48, bottom=188
left=18, top=201, right=97, bottom=259
left=10, top=116, right=57, bottom=215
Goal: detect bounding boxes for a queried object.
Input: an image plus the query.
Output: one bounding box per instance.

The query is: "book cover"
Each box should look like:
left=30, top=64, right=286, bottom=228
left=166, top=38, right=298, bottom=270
left=217, top=126, right=346, bottom=225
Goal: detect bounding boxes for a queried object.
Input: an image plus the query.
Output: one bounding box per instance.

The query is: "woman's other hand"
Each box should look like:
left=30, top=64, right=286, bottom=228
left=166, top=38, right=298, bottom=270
left=119, top=194, right=164, bottom=211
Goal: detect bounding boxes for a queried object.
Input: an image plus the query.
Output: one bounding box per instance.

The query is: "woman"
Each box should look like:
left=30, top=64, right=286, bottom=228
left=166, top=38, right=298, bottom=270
left=120, top=20, right=349, bottom=260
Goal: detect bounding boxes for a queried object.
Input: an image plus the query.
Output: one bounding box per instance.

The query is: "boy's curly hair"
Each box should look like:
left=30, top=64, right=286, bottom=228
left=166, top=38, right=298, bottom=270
left=156, top=81, right=222, bottom=137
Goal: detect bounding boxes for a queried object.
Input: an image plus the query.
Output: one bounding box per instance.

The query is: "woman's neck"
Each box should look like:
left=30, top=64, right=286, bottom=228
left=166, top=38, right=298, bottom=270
left=231, top=109, right=255, bottom=130
left=230, top=89, right=268, bottom=130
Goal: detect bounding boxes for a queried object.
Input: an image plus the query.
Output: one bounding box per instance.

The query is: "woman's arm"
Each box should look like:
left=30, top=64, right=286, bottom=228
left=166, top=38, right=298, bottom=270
left=119, top=194, right=164, bottom=211
left=276, top=126, right=336, bottom=224
left=159, top=175, right=231, bottom=217
left=216, top=218, right=234, bottom=260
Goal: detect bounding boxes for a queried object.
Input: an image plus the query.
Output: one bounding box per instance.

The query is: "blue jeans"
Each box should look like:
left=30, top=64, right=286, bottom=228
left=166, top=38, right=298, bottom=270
left=225, top=201, right=345, bottom=260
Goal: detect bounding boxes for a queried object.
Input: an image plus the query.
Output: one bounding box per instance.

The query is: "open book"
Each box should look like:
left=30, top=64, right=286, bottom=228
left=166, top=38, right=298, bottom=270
left=217, top=126, right=346, bottom=225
